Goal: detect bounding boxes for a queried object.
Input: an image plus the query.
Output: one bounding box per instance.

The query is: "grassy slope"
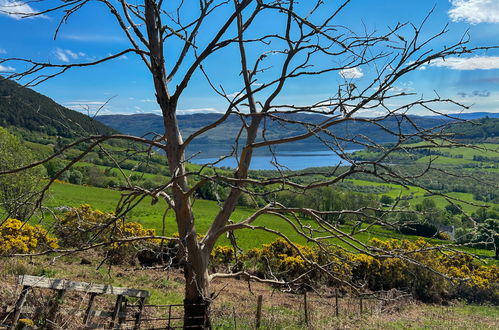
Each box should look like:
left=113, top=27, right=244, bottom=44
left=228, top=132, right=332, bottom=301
left=2, top=256, right=498, bottom=329
left=45, top=182, right=494, bottom=257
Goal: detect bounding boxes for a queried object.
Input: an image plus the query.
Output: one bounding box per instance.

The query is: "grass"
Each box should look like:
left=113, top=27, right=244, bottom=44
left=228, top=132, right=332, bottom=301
left=2, top=255, right=497, bottom=330
left=43, top=182, right=495, bottom=258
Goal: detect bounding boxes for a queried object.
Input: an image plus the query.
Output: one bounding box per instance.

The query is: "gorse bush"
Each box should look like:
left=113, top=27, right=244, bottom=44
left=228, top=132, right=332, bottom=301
left=212, top=237, right=498, bottom=304
left=54, top=204, right=161, bottom=264
left=0, top=218, right=58, bottom=255
left=54, top=204, right=114, bottom=247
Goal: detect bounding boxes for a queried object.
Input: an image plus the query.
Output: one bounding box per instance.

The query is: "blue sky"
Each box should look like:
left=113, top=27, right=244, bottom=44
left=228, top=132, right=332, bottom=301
left=1, top=0, right=499, bottom=116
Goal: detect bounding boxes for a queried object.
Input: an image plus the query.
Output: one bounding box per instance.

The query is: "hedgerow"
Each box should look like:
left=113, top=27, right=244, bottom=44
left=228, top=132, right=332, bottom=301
left=212, top=237, right=498, bottom=304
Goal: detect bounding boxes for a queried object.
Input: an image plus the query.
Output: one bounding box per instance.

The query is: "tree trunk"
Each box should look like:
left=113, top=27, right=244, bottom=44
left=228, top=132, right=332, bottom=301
left=183, top=256, right=211, bottom=329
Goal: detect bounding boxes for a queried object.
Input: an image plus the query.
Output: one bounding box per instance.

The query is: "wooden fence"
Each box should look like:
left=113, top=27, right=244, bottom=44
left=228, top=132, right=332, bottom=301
left=9, top=275, right=149, bottom=329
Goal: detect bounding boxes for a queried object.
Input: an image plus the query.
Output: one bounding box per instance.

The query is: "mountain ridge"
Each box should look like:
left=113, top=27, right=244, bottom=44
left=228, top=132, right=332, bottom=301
left=0, top=77, right=117, bottom=138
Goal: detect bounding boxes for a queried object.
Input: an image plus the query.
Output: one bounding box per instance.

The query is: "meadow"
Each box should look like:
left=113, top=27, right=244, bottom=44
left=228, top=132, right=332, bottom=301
left=44, top=182, right=494, bottom=257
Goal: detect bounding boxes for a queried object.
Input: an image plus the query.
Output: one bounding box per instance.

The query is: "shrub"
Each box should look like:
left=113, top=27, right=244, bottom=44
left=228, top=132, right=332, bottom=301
left=0, top=218, right=58, bottom=255
left=211, top=245, right=235, bottom=265
left=241, top=237, right=498, bottom=303
left=399, top=223, right=438, bottom=238
left=437, top=232, right=451, bottom=240
left=54, top=204, right=115, bottom=247
left=54, top=204, right=161, bottom=264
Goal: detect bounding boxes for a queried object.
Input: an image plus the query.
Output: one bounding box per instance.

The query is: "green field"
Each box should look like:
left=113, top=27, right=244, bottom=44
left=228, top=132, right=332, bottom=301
left=44, top=182, right=494, bottom=257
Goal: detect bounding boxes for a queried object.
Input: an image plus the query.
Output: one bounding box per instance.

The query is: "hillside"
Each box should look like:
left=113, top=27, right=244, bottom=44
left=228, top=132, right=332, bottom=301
left=97, top=112, right=462, bottom=155
left=0, top=77, right=117, bottom=138
left=445, top=117, right=499, bottom=141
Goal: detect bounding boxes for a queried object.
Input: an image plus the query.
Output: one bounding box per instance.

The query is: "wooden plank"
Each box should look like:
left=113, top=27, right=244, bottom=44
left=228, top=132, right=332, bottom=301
left=133, top=297, right=146, bottom=330
left=89, top=310, right=115, bottom=318
left=84, top=293, right=98, bottom=327
left=109, top=295, right=124, bottom=329
left=47, top=289, right=66, bottom=330
left=19, top=306, right=43, bottom=314
left=18, top=275, right=150, bottom=298
left=118, top=298, right=127, bottom=327
left=9, top=285, right=30, bottom=330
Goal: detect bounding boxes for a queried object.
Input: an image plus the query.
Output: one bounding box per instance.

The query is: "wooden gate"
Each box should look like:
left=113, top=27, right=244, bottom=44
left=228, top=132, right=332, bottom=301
left=9, top=275, right=150, bottom=329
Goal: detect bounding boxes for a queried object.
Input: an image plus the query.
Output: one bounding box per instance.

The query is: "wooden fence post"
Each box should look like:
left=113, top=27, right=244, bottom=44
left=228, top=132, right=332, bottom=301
left=233, top=306, right=237, bottom=330
left=303, top=292, right=309, bottom=326
left=9, top=285, right=31, bottom=330
left=255, top=295, right=263, bottom=329
left=335, top=288, right=339, bottom=317
left=110, top=295, right=124, bottom=329
left=133, top=297, right=146, bottom=330
left=47, top=289, right=66, bottom=329
left=118, top=298, right=128, bottom=327
left=84, top=293, right=97, bottom=327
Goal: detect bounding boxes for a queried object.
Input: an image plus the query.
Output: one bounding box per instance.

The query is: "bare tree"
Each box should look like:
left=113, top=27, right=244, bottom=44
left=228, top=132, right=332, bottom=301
left=1, top=0, right=496, bottom=327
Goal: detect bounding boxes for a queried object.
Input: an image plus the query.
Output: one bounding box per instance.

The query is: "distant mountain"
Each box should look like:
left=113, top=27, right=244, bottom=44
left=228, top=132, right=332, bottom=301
left=97, top=112, right=460, bottom=155
left=445, top=117, right=498, bottom=141
left=0, top=77, right=117, bottom=138
left=446, top=112, right=499, bottom=120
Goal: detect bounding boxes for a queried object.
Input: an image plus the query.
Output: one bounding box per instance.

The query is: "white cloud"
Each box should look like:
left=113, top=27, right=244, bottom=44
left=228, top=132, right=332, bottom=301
left=106, top=52, right=128, bottom=60
left=54, top=48, right=86, bottom=63
left=390, top=81, right=414, bottom=93
left=339, top=67, right=364, bottom=79
left=448, top=0, right=499, bottom=24
left=226, top=91, right=243, bottom=98
left=61, top=34, right=124, bottom=43
left=429, top=56, right=499, bottom=70
left=0, top=0, right=47, bottom=19
left=65, top=101, right=106, bottom=106
left=65, top=101, right=113, bottom=115
left=140, top=98, right=156, bottom=103
left=0, top=48, right=6, bottom=54
left=177, top=107, right=221, bottom=115
left=0, top=64, right=15, bottom=72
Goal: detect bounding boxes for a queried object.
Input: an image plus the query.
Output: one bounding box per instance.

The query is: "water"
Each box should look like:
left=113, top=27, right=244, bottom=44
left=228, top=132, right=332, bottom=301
left=190, top=150, right=358, bottom=171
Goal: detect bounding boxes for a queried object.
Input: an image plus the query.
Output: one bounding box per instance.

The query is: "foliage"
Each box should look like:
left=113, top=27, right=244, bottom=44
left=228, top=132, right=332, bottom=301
left=0, top=127, right=46, bottom=219
left=54, top=204, right=160, bottom=264
left=0, top=218, right=58, bottom=255
left=225, top=238, right=499, bottom=304
left=0, top=77, right=116, bottom=138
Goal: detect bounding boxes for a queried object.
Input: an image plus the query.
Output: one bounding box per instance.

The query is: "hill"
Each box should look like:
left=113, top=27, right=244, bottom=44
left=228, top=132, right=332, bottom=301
left=96, top=112, right=460, bottom=156
left=445, top=117, right=499, bottom=141
left=0, top=77, right=117, bottom=138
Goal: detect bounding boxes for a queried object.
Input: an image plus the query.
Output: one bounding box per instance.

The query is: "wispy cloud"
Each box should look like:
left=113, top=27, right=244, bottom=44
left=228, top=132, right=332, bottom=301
left=429, top=56, right=499, bottom=70
left=339, top=67, right=364, bottom=79
left=61, top=34, right=124, bottom=43
left=390, top=81, right=414, bottom=93
left=65, top=101, right=107, bottom=106
left=177, top=107, right=221, bottom=115
left=457, top=90, right=491, bottom=98
left=226, top=91, right=243, bottom=98
left=0, top=0, right=47, bottom=19
left=0, top=64, right=15, bottom=72
left=65, top=100, right=112, bottom=115
left=0, top=48, right=6, bottom=54
left=448, top=0, right=499, bottom=24
left=140, top=98, right=156, bottom=103
left=54, top=48, right=87, bottom=63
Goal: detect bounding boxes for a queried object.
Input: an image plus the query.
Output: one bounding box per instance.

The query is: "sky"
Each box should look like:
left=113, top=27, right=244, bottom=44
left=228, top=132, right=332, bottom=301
left=0, top=0, right=499, bottom=116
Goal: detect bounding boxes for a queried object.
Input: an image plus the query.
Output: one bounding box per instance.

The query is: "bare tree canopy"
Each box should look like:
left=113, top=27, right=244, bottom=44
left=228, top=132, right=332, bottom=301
left=1, top=0, right=498, bottom=327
